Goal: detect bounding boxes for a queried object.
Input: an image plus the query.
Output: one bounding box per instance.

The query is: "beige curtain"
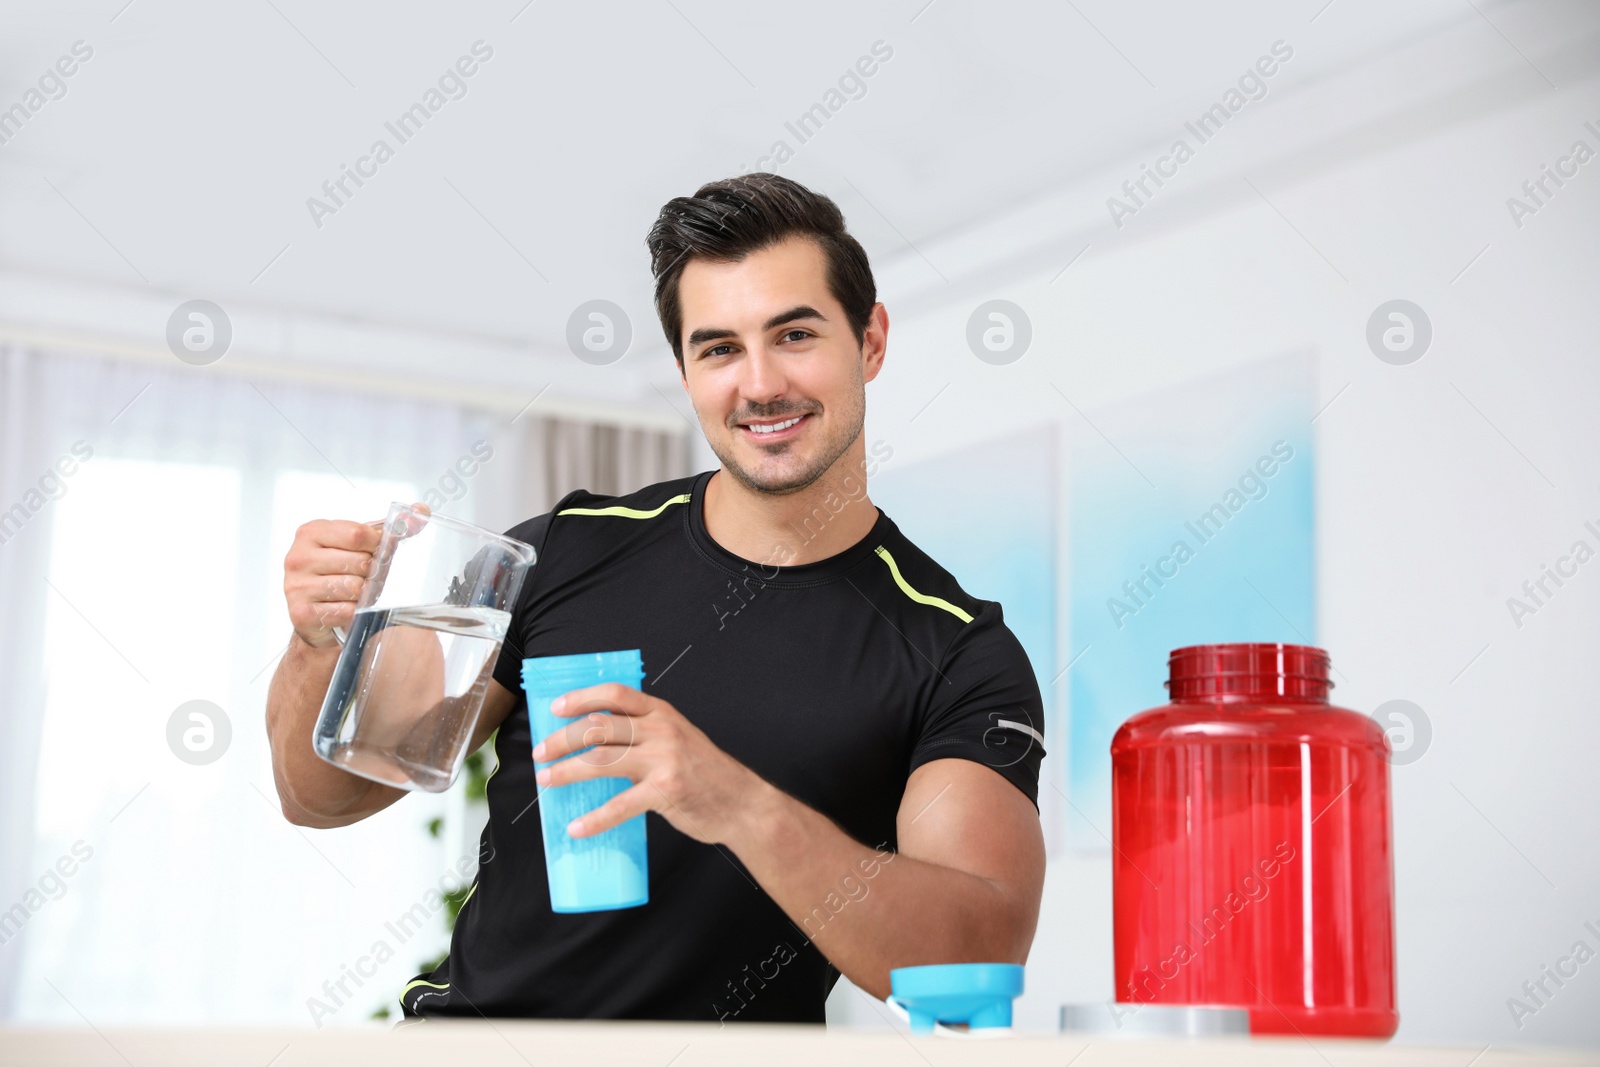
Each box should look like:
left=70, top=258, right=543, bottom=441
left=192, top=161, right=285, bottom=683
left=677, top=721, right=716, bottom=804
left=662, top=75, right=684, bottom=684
left=476, top=413, right=694, bottom=535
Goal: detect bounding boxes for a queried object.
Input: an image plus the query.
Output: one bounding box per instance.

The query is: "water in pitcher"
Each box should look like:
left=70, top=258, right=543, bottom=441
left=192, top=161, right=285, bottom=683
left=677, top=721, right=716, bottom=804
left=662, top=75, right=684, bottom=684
left=315, top=603, right=509, bottom=792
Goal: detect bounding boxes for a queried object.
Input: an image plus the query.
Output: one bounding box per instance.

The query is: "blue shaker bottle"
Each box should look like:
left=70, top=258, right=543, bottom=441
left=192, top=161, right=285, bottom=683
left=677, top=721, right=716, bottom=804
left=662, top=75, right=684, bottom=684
left=521, top=651, right=649, bottom=912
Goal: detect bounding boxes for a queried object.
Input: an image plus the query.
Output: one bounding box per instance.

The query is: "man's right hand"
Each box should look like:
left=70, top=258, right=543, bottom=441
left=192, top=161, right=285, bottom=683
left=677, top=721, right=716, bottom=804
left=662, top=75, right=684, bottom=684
left=282, top=514, right=390, bottom=648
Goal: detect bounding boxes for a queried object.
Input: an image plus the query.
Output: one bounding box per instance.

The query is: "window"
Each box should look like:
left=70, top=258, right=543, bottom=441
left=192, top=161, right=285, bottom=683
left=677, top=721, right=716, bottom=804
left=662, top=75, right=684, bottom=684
left=18, top=460, right=467, bottom=1025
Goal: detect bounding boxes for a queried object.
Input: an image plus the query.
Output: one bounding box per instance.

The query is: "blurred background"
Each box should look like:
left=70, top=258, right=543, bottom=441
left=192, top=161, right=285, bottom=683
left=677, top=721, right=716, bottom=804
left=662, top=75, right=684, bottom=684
left=0, top=0, right=1596, bottom=1051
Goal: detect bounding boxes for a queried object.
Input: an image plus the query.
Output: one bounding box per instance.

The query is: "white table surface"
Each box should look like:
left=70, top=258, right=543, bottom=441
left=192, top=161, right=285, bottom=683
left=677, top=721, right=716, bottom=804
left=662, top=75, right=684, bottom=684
left=2, top=1022, right=1593, bottom=1067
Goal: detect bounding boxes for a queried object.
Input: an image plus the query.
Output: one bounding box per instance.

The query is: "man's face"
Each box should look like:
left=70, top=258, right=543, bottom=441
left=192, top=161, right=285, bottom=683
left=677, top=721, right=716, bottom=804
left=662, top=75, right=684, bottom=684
left=677, top=235, right=884, bottom=495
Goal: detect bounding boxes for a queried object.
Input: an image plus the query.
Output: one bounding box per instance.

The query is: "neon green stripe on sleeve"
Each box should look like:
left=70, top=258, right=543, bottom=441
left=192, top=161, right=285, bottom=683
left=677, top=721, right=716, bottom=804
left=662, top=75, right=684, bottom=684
left=874, top=546, right=974, bottom=623
left=557, top=494, right=691, bottom=519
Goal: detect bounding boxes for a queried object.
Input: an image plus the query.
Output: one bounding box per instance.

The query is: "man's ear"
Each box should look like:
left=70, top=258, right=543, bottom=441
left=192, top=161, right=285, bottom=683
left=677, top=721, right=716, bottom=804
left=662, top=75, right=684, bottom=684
left=862, top=302, right=889, bottom=384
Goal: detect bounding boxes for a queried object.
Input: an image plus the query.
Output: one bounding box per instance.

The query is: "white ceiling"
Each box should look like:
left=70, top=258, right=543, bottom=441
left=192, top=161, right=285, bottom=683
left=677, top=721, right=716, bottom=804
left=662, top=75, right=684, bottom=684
left=0, top=0, right=1593, bottom=383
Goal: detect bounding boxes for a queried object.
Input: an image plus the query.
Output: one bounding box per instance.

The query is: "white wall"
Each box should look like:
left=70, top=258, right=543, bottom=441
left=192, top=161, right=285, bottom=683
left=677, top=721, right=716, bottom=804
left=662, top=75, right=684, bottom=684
left=825, top=12, right=1600, bottom=1050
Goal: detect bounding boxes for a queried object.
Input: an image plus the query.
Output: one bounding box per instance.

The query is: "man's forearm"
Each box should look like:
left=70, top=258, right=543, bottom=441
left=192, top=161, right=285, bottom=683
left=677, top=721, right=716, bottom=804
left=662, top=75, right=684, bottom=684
left=265, top=635, right=401, bottom=826
left=722, top=781, right=1031, bottom=1001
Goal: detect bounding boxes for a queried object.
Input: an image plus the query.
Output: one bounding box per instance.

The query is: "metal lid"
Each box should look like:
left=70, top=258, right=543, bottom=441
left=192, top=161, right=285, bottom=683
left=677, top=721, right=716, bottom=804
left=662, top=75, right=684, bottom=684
left=1060, top=1002, right=1249, bottom=1036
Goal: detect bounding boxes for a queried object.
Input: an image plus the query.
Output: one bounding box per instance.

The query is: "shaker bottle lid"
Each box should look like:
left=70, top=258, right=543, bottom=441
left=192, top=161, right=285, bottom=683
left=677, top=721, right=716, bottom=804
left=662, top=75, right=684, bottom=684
left=888, top=963, right=1023, bottom=1035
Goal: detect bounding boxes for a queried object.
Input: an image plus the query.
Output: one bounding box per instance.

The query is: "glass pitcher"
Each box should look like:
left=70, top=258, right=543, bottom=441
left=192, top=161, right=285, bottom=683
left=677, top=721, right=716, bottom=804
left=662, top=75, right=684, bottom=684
left=312, top=502, right=536, bottom=792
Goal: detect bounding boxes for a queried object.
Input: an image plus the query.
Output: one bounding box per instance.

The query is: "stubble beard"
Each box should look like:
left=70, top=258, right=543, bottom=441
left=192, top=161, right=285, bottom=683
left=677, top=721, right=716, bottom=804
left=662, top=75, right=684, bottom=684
left=703, top=369, right=866, bottom=498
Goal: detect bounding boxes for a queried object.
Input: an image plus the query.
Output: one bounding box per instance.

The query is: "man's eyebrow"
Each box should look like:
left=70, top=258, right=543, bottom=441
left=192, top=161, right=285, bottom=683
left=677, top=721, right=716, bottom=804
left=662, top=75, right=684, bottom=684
left=686, top=305, right=827, bottom=350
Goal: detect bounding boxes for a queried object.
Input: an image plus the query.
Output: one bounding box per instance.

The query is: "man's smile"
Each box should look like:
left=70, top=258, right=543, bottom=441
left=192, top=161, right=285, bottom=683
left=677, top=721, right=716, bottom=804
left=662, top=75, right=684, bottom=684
left=736, top=412, right=812, bottom=443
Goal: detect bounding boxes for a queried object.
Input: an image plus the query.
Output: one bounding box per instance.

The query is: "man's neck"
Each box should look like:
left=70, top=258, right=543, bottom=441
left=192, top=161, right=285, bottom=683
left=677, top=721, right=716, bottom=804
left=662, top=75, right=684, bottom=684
left=702, top=456, right=879, bottom=569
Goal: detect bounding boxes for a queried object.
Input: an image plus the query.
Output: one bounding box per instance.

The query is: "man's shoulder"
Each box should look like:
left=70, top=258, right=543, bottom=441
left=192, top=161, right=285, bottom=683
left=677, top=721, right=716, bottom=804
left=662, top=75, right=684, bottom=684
left=868, top=519, right=997, bottom=633
left=552, top=473, right=702, bottom=521
left=501, top=473, right=702, bottom=550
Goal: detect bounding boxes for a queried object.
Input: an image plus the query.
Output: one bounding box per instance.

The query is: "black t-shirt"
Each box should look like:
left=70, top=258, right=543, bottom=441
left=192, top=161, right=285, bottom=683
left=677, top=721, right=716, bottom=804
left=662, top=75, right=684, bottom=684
left=400, top=470, right=1046, bottom=1023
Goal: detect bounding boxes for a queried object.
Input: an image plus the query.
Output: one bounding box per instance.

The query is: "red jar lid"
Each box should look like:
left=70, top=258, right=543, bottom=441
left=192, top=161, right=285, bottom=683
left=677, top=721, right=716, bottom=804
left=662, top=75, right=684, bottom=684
left=1166, top=642, right=1332, bottom=702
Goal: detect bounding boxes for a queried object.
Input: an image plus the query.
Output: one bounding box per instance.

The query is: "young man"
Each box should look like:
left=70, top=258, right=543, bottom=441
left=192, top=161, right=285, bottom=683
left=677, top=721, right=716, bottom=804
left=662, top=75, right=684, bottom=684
left=267, top=173, right=1047, bottom=1024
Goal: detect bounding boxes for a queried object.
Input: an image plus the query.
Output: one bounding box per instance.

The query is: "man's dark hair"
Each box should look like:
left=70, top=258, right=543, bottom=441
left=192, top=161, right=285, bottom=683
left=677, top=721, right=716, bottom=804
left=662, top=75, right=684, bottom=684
left=646, top=173, right=877, bottom=370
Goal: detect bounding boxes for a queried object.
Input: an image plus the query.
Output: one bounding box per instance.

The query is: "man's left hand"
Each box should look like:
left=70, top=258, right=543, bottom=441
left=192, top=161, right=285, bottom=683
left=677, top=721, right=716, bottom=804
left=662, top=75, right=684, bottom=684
left=531, top=683, right=768, bottom=844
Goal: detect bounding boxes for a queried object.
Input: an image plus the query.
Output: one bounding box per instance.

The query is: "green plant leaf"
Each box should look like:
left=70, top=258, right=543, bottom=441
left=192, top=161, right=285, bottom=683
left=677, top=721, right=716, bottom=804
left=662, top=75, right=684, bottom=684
left=443, top=884, right=473, bottom=925
left=463, top=731, right=498, bottom=803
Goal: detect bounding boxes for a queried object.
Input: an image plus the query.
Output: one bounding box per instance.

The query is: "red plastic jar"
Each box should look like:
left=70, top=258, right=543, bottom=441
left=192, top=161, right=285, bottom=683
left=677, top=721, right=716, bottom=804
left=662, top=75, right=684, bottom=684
left=1110, top=643, right=1397, bottom=1037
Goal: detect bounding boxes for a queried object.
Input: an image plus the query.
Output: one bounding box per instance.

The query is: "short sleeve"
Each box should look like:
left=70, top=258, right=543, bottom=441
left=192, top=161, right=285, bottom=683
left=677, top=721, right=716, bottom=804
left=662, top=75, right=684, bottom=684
left=907, top=601, right=1047, bottom=811
left=489, top=510, right=556, bottom=702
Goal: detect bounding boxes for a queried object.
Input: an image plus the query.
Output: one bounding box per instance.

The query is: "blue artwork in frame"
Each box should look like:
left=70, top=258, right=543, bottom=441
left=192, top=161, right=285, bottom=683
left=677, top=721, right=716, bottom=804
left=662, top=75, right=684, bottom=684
left=1065, top=350, right=1317, bottom=851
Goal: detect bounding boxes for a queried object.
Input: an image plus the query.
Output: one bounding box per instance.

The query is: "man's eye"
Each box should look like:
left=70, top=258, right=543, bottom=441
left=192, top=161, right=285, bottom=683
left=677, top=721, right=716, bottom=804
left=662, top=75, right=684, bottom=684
left=781, top=329, right=811, bottom=342
left=706, top=344, right=733, bottom=358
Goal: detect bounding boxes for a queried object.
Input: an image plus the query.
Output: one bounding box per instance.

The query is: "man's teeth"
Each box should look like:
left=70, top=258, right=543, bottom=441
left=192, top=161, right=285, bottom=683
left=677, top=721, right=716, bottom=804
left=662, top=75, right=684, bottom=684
left=747, top=416, right=803, bottom=434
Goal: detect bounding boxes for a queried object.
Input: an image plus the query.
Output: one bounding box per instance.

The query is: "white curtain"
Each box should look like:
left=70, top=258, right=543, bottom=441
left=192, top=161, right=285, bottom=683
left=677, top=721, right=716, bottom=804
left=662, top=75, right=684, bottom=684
left=0, top=343, right=688, bottom=1026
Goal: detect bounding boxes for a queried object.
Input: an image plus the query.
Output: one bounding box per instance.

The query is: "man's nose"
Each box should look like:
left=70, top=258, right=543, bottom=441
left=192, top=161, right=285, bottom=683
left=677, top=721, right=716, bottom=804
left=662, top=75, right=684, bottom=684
left=739, top=345, right=788, bottom=405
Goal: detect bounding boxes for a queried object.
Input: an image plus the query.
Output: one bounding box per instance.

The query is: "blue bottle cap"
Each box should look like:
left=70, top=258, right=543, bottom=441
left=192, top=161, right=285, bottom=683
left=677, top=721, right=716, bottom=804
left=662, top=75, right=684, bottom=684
left=889, top=963, right=1024, bottom=1034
